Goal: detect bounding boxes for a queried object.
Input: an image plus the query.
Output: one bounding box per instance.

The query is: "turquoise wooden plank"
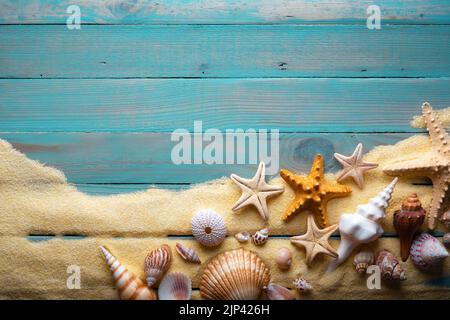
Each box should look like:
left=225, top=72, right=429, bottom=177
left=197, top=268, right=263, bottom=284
left=0, top=78, right=448, bottom=133
left=1, top=25, right=449, bottom=78
left=76, top=183, right=190, bottom=195
left=0, top=0, right=449, bottom=24
left=2, top=132, right=414, bottom=184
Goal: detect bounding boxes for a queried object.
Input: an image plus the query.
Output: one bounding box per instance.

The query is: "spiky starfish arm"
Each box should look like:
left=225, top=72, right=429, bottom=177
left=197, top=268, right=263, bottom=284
left=422, top=102, right=450, bottom=155
left=429, top=175, right=450, bottom=229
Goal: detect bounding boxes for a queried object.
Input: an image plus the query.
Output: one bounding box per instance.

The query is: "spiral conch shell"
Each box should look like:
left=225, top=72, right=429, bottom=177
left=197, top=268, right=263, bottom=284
left=99, top=246, right=157, bottom=300
left=192, top=209, right=227, bottom=247
left=331, top=178, right=398, bottom=269
left=375, top=249, right=406, bottom=282
left=200, top=249, right=270, bottom=300
left=175, top=243, right=201, bottom=264
left=353, top=248, right=374, bottom=274
left=144, top=244, right=172, bottom=287
left=410, top=233, right=448, bottom=271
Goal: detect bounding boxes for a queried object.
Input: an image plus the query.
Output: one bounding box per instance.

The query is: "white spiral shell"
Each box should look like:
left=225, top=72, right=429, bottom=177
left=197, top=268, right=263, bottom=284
left=191, top=209, right=227, bottom=247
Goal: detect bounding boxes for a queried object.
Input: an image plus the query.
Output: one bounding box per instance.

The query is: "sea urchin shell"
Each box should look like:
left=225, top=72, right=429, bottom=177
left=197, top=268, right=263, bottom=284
left=191, top=209, right=227, bottom=247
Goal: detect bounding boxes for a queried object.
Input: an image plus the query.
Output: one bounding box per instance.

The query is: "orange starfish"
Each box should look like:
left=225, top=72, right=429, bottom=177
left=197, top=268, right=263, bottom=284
left=280, top=154, right=352, bottom=228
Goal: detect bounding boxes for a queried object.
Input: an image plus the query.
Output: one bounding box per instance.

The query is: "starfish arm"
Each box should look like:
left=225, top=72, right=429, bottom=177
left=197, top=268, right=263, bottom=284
left=324, top=182, right=352, bottom=198
left=309, top=155, right=325, bottom=179
left=259, top=184, right=284, bottom=196
left=383, top=153, right=441, bottom=175
left=231, top=191, right=253, bottom=211
left=311, top=202, right=328, bottom=228
left=280, top=169, right=305, bottom=189
left=334, top=152, right=352, bottom=167
left=254, top=194, right=269, bottom=220
left=230, top=173, right=258, bottom=190
left=422, top=103, right=450, bottom=155
left=282, top=197, right=306, bottom=220
left=428, top=176, right=450, bottom=230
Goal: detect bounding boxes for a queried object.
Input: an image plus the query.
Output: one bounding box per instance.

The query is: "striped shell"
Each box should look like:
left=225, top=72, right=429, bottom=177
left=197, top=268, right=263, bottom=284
left=252, top=228, right=269, bottom=246
left=375, top=249, right=407, bottom=281
left=410, top=233, right=449, bottom=270
left=144, top=244, right=172, bottom=287
left=158, top=272, right=192, bottom=300
left=175, top=242, right=201, bottom=264
left=265, top=283, right=295, bottom=300
left=99, top=246, right=156, bottom=300
left=293, top=277, right=312, bottom=293
left=353, top=248, right=374, bottom=274
left=191, top=209, right=227, bottom=247
left=200, top=249, right=270, bottom=300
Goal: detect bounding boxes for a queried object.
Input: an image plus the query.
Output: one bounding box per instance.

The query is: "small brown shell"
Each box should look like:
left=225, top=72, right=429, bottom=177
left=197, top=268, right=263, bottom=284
left=252, top=228, right=269, bottom=246
left=293, top=277, right=312, bottom=293
left=375, top=249, right=407, bottom=281
left=144, top=244, right=172, bottom=287
left=353, top=248, right=374, bottom=274
left=265, top=283, right=295, bottom=300
left=275, top=247, right=292, bottom=270
left=235, top=231, right=250, bottom=243
left=175, top=243, right=201, bottom=264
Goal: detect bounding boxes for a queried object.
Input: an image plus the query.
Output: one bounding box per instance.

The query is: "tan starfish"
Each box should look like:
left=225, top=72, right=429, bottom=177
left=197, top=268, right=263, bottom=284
left=334, top=143, right=378, bottom=189
left=290, top=214, right=338, bottom=266
left=230, top=162, right=284, bottom=221
left=384, top=102, right=450, bottom=230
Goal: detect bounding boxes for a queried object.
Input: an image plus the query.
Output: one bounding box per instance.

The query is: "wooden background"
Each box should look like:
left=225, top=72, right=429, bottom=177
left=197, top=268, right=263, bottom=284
left=0, top=0, right=449, bottom=295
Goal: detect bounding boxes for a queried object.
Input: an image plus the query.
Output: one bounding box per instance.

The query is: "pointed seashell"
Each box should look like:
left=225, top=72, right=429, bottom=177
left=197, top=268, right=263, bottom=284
left=353, top=248, right=374, bottom=274
left=293, top=277, right=312, bottom=293
left=144, top=244, right=172, bottom=287
left=375, top=249, right=406, bottom=282
left=175, top=243, right=201, bottom=264
left=99, top=246, right=157, bottom=300
left=235, top=231, right=250, bottom=243
left=200, top=249, right=270, bottom=300
left=158, top=272, right=192, bottom=300
left=275, top=247, right=292, bottom=270
left=191, top=209, right=227, bottom=247
left=410, top=233, right=449, bottom=271
left=333, top=178, right=398, bottom=268
left=252, top=228, right=269, bottom=246
left=265, top=283, right=295, bottom=300
left=393, top=194, right=425, bottom=261
left=444, top=233, right=450, bottom=248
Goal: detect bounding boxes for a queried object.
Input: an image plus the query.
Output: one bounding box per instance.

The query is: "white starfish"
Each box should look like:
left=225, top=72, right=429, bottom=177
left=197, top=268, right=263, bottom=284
left=230, top=162, right=284, bottom=221
left=334, top=143, right=378, bottom=189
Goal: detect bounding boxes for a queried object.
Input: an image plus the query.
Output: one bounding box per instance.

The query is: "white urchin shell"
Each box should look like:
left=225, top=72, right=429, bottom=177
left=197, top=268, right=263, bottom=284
left=158, top=272, right=192, bottom=300
left=191, top=209, right=227, bottom=247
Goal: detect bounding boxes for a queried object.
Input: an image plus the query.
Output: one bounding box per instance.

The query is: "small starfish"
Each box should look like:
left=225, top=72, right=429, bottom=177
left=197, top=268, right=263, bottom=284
left=230, top=162, right=284, bottom=221
left=334, top=143, right=378, bottom=189
left=384, top=102, right=450, bottom=230
left=280, top=154, right=352, bottom=228
left=290, top=214, right=338, bottom=266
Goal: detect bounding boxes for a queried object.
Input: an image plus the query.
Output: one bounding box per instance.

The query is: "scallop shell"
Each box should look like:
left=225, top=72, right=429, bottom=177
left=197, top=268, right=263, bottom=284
left=265, top=283, right=295, bottom=300
left=410, top=233, right=448, bottom=271
left=353, top=248, right=374, bottom=274
left=293, top=277, right=312, bottom=293
left=158, top=272, right=192, bottom=300
left=252, top=228, right=269, bottom=246
left=375, top=249, right=407, bottom=281
left=199, top=249, right=270, bottom=300
left=144, top=244, right=172, bottom=287
left=99, top=246, right=157, bottom=300
left=275, top=247, right=292, bottom=270
left=444, top=233, right=450, bottom=248
left=235, top=231, right=250, bottom=243
left=191, top=209, right=227, bottom=247
left=175, top=242, right=201, bottom=264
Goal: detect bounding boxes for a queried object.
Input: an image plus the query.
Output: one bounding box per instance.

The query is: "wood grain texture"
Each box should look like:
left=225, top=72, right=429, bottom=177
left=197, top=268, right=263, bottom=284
left=1, top=25, right=449, bottom=78
left=0, top=0, right=449, bottom=24
left=2, top=132, right=413, bottom=184
left=0, top=78, right=448, bottom=133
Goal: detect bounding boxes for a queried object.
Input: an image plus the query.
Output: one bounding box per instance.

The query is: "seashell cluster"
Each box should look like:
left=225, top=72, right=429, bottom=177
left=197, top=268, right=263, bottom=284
left=410, top=233, right=448, bottom=271
left=158, top=272, right=192, bottom=300
left=252, top=228, right=269, bottom=246
left=393, top=194, right=425, bottom=261
left=200, top=249, right=270, bottom=300
left=444, top=233, right=450, bottom=248
left=175, top=243, right=201, bottom=264
left=353, top=248, right=374, bottom=274
left=235, top=231, right=250, bottom=243
left=192, top=209, right=227, bottom=247
left=293, top=277, right=312, bottom=293
left=99, top=246, right=157, bottom=300
left=375, top=249, right=406, bottom=282
left=265, top=283, right=295, bottom=300
left=332, top=178, right=398, bottom=268
left=275, top=247, right=292, bottom=270
left=144, top=244, right=172, bottom=287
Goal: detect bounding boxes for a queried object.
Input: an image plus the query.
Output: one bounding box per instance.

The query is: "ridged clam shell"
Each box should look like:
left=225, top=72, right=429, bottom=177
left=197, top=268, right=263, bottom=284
left=200, top=249, right=271, bottom=300
left=375, top=249, right=406, bottom=281
left=252, top=228, right=269, bottom=246
left=144, top=244, right=172, bottom=287
left=293, top=277, right=312, bottom=293
left=275, top=247, right=292, bottom=270
left=235, top=231, right=250, bottom=243
left=175, top=243, right=201, bottom=264
left=192, top=209, right=227, bottom=247
left=265, top=283, right=295, bottom=300
left=99, top=246, right=157, bottom=300
left=158, top=272, right=192, bottom=300
left=410, top=233, right=449, bottom=270
left=353, top=248, right=374, bottom=274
